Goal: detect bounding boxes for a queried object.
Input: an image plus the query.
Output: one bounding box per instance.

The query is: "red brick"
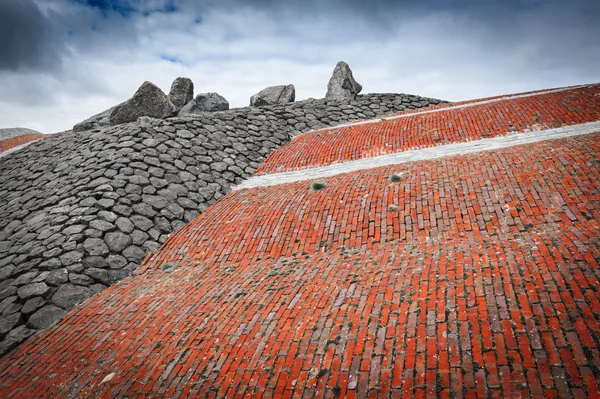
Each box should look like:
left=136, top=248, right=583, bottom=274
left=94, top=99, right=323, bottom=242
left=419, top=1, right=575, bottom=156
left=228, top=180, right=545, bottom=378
left=0, top=133, right=46, bottom=153
left=0, top=87, right=599, bottom=398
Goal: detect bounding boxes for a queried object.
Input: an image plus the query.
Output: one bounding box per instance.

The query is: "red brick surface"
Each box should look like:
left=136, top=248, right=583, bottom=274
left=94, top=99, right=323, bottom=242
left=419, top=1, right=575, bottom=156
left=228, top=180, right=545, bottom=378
left=0, top=134, right=45, bottom=153
left=440, top=85, right=585, bottom=108
left=0, top=130, right=599, bottom=398
left=257, top=84, right=600, bottom=175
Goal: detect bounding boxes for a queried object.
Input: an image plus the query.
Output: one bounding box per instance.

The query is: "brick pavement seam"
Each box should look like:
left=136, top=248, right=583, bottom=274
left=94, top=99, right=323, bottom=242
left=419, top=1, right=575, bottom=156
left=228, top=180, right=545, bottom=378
left=235, top=120, right=600, bottom=190
left=293, top=84, right=589, bottom=138
left=0, top=140, right=41, bottom=158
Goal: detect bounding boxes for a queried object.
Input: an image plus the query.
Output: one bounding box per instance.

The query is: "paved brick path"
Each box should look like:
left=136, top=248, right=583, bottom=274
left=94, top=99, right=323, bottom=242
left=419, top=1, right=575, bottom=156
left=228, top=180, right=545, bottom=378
left=0, top=86, right=599, bottom=398
left=292, top=84, right=587, bottom=136
left=236, top=121, right=600, bottom=190
left=0, top=134, right=45, bottom=155
left=257, top=84, right=600, bottom=175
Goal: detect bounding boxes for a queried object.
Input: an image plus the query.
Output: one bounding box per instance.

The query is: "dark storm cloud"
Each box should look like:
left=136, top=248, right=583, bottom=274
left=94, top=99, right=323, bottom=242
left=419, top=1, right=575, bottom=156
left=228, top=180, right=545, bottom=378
left=3, top=0, right=597, bottom=74
left=216, top=0, right=600, bottom=36
left=193, top=0, right=597, bottom=21
left=70, top=0, right=178, bottom=16
left=71, top=0, right=136, bottom=17
left=0, top=0, right=174, bottom=73
left=0, top=0, right=63, bottom=71
left=177, top=0, right=600, bottom=51
left=214, top=0, right=596, bottom=13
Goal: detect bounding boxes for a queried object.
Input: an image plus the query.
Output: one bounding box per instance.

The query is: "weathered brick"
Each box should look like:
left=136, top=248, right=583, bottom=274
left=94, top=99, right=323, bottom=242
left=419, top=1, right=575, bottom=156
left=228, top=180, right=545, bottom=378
left=0, top=86, right=599, bottom=398
left=0, top=134, right=46, bottom=154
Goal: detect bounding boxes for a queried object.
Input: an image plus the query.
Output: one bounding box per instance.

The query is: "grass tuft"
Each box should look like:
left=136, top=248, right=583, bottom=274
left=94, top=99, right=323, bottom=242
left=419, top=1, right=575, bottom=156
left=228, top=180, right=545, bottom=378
left=162, top=262, right=177, bottom=272
left=389, top=173, right=403, bottom=183
left=311, top=182, right=327, bottom=191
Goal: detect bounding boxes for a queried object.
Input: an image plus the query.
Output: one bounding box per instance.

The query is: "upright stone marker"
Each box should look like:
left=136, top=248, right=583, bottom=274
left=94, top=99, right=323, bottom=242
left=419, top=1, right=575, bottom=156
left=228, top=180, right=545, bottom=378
left=168, top=77, right=194, bottom=112
left=325, top=61, right=362, bottom=101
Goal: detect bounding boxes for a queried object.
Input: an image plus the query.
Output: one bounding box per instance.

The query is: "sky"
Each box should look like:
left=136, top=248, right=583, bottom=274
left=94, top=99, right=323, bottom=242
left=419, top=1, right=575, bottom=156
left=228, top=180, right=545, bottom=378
left=0, top=0, right=599, bottom=133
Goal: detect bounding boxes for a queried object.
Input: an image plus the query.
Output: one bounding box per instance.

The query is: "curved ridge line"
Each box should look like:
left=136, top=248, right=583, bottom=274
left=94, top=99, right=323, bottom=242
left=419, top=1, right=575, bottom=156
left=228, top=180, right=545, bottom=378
left=293, top=84, right=591, bottom=139
left=0, top=139, right=42, bottom=159
left=235, top=120, right=600, bottom=190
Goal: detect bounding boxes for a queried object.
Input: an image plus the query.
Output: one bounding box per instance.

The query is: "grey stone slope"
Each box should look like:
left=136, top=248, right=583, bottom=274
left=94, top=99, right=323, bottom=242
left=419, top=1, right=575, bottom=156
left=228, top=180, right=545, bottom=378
left=0, top=92, right=444, bottom=356
left=0, top=128, right=42, bottom=140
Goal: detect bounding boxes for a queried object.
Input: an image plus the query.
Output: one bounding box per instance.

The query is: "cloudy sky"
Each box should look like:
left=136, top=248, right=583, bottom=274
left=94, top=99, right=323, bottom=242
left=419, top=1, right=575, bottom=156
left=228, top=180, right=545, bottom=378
left=0, top=0, right=599, bottom=133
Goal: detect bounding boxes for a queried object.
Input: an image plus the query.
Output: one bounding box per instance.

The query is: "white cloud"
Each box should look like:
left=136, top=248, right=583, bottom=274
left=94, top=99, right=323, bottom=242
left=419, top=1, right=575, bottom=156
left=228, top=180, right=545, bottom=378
left=0, top=0, right=598, bottom=132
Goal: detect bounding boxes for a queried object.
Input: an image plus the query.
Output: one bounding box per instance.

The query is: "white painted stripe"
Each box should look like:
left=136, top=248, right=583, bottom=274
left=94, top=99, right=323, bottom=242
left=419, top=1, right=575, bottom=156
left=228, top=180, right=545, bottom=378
left=0, top=140, right=41, bottom=159
left=293, top=84, right=591, bottom=139
left=234, top=121, right=600, bottom=190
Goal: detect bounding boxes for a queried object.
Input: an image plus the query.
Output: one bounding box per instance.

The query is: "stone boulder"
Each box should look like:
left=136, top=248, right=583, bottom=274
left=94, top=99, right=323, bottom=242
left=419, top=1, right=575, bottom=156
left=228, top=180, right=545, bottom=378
left=0, top=313, right=20, bottom=335
left=52, top=284, right=92, bottom=309
left=325, top=61, right=362, bottom=101
left=168, top=77, right=194, bottom=111
left=73, top=106, right=118, bottom=132
left=109, top=81, right=176, bottom=125
left=179, top=93, right=229, bottom=114
left=250, top=85, right=295, bottom=107
left=27, top=305, right=65, bottom=330
left=0, top=325, right=34, bottom=354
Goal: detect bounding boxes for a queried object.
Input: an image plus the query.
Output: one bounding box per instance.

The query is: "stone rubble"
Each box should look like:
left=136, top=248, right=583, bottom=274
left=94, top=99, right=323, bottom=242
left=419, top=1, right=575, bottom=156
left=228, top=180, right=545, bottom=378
left=0, top=91, right=443, bottom=355
left=180, top=93, right=230, bottom=114
left=250, top=84, right=295, bottom=106
left=109, top=81, right=177, bottom=126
